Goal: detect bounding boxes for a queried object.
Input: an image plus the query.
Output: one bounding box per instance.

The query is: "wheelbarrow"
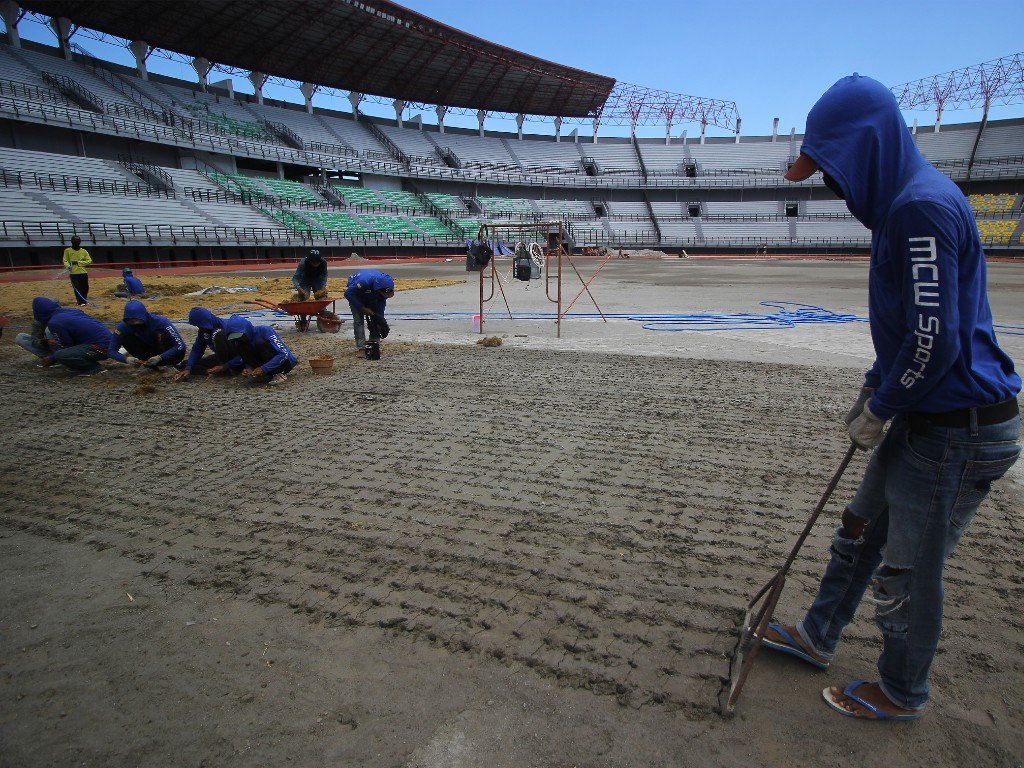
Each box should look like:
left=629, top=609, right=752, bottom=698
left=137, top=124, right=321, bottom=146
left=248, top=298, right=343, bottom=333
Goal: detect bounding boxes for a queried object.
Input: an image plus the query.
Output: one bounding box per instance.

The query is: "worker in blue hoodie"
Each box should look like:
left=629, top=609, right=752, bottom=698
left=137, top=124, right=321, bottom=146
left=15, top=297, right=112, bottom=374
left=223, top=314, right=296, bottom=385
left=114, top=267, right=145, bottom=299
left=760, top=75, right=1021, bottom=722
left=107, top=300, right=187, bottom=369
left=344, top=269, right=394, bottom=355
left=174, top=307, right=236, bottom=381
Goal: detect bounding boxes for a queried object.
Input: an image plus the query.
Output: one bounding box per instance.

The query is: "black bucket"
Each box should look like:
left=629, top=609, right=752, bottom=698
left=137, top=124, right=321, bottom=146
left=364, top=341, right=381, bottom=360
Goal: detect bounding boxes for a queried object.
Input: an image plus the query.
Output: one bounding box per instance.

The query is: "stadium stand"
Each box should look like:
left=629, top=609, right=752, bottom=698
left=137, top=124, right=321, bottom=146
left=0, top=31, right=1021, bottom=263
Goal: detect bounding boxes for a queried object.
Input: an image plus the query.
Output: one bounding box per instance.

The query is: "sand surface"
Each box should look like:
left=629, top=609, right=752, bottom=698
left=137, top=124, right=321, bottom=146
left=1, top=259, right=1023, bottom=767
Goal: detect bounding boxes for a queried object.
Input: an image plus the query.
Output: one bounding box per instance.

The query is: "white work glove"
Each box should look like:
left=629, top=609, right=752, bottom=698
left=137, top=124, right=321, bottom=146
left=848, top=401, right=886, bottom=450
left=143, top=355, right=162, bottom=368
left=125, top=355, right=142, bottom=367
left=844, top=386, right=874, bottom=425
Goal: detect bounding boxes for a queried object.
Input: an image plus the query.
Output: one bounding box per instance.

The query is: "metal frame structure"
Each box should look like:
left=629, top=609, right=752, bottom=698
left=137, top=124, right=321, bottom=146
left=891, top=52, right=1024, bottom=121
left=474, top=222, right=610, bottom=339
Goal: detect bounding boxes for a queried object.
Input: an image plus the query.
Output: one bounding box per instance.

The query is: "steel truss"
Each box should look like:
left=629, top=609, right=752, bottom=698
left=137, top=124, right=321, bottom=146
left=891, top=52, right=1024, bottom=118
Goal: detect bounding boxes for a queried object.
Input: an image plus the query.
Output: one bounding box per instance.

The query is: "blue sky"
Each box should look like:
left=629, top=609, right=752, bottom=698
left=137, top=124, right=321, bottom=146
left=9, top=0, right=1024, bottom=139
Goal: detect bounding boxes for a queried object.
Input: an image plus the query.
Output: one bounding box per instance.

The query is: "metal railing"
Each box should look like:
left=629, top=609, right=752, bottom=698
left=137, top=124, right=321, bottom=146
left=0, top=167, right=175, bottom=198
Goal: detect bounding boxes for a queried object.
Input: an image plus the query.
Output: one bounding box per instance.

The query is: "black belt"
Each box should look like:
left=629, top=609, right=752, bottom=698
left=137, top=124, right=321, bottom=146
left=907, top=398, right=1019, bottom=429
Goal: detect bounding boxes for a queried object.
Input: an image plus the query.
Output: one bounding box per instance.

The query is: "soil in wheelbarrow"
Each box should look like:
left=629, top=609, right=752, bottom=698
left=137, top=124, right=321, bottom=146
left=0, top=275, right=464, bottom=325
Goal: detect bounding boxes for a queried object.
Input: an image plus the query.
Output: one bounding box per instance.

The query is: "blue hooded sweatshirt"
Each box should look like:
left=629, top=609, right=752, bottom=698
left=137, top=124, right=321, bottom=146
left=32, top=297, right=111, bottom=350
left=344, top=270, right=394, bottom=316
left=797, top=74, right=1019, bottom=418
left=183, top=307, right=227, bottom=372
left=223, top=314, right=297, bottom=374
left=123, top=271, right=145, bottom=296
left=107, top=299, right=187, bottom=363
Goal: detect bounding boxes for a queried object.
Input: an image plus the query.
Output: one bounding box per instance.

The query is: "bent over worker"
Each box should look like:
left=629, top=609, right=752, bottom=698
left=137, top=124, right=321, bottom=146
left=344, top=269, right=394, bottom=356
left=292, top=249, right=328, bottom=301
left=223, top=315, right=297, bottom=385
left=15, top=297, right=111, bottom=375
left=107, top=300, right=187, bottom=369
left=761, top=73, right=1021, bottom=722
left=174, top=307, right=235, bottom=381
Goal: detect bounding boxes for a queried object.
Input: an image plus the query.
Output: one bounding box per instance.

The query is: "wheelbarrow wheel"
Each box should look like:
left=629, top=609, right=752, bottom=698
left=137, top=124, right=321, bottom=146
left=316, top=310, right=342, bottom=333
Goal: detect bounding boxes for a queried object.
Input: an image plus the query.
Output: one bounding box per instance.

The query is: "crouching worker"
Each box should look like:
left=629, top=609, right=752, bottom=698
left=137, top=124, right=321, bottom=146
left=114, top=267, right=145, bottom=299
left=344, top=269, right=394, bottom=356
left=107, top=299, right=187, bottom=370
left=292, top=248, right=328, bottom=301
left=16, top=297, right=111, bottom=375
left=223, top=315, right=296, bottom=385
left=174, top=307, right=235, bottom=381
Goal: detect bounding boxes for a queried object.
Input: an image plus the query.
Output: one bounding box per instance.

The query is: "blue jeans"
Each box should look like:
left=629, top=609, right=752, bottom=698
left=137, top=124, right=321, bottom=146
left=16, top=332, right=107, bottom=374
left=797, top=411, right=1020, bottom=710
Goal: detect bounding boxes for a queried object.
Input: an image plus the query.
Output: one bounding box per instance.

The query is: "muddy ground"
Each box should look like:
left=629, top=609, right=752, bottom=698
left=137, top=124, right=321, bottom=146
left=1, top=262, right=1023, bottom=768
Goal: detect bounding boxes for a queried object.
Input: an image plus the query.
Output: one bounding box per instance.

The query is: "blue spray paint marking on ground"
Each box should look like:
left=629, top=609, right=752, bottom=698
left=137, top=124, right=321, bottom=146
left=389, top=302, right=871, bottom=331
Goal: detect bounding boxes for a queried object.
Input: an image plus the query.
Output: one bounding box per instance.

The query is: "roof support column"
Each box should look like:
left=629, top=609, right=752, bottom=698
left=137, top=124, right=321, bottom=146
left=477, top=109, right=485, bottom=137
left=516, top=113, right=524, bottom=140
left=192, top=56, right=211, bottom=92
left=301, top=82, right=318, bottom=114
left=592, top=117, right=599, bottom=143
left=393, top=99, right=405, bottom=128
left=734, top=117, right=741, bottom=143
left=249, top=71, right=267, bottom=105
left=436, top=105, right=447, bottom=133
left=129, top=40, right=150, bottom=80
left=349, top=91, right=363, bottom=119
left=664, top=116, right=672, bottom=145
left=554, top=116, right=562, bottom=142
left=700, top=118, right=707, bottom=145
left=50, top=15, right=73, bottom=60
left=772, top=117, right=779, bottom=142
left=1, top=1, right=22, bottom=47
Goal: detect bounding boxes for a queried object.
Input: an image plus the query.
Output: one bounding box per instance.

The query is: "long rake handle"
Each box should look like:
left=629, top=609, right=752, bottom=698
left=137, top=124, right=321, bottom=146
left=727, top=441, right=858, bottom=711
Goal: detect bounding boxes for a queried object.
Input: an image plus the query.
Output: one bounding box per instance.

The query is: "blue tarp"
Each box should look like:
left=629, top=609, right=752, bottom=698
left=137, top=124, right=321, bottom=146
left=465, top=239, right=514, bottom=256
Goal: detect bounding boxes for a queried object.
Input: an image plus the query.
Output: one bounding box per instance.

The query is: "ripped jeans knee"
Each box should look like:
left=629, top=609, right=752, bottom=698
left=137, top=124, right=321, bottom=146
left=870, top=564, right=911, bottom=635
left=827, top=507, right=871, bottom=564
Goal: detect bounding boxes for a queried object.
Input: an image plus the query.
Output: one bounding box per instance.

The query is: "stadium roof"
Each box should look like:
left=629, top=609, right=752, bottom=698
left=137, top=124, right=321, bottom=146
left=17, top=0, right=616, bottom=118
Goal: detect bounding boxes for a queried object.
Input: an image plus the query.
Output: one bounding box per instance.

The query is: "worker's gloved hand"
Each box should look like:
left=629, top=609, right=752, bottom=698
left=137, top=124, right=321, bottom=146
left=143, top=355, right=162, bottom=368
left=297, top=289, right=308, bottom=300
left=368, top=315, right=390, bottom=339
left=313, top=289, right=328, bottom=300
left=844, top=386, right=874, bottom=425
left=241, top=368, right=254, bottom=377
left=251, top=367, right=263, bottom=379
left=125, top=355, right=142, bottom=367
left=849, top=401, right=886, bottom=450
left=173, top=369, right=190, bottom=382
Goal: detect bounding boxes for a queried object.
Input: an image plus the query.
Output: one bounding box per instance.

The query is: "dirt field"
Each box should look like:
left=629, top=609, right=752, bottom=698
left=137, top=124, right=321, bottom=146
left=1, top=264, right=1023, bottom=768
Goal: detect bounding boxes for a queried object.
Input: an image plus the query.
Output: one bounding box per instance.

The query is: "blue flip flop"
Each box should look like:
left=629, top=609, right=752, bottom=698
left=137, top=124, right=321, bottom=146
left=822, top=681, right=922, bottom=721
left=759, top=622, right=829, bottom=670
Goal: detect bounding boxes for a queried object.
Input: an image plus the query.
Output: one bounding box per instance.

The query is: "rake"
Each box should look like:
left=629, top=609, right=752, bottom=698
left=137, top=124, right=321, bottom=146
left=726, top=441, right=858, bottom=712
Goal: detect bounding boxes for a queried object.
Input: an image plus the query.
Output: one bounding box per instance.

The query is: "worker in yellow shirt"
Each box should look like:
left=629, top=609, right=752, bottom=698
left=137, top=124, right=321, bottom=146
left=62, top=235, right=92, bottom=306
